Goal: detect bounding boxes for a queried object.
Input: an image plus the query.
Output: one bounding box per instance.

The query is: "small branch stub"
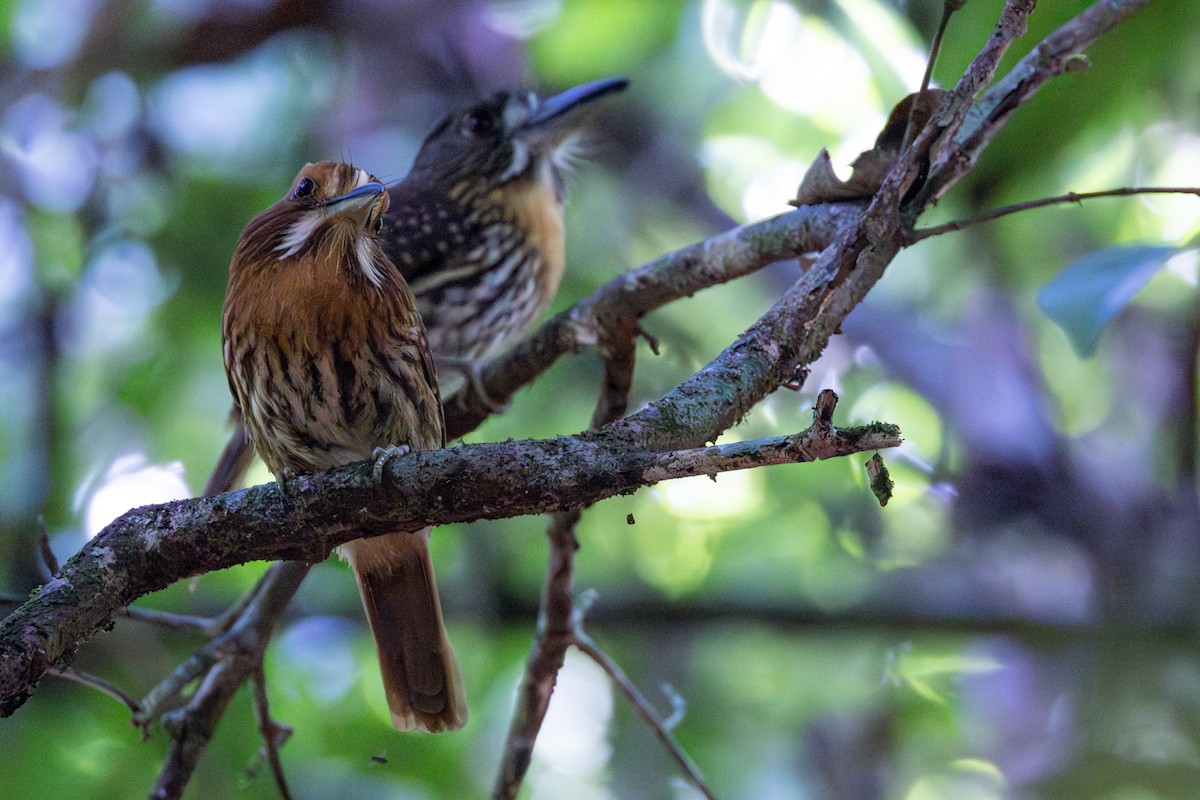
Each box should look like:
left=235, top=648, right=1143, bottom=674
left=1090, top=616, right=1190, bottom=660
left=813, top=389, right=839, bottom=431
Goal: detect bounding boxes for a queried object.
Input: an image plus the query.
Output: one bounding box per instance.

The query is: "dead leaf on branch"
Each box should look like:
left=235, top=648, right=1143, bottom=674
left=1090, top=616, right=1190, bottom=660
left=865, top=452, right=894, bottom=507
left=792, top=88, right=948, bottom=206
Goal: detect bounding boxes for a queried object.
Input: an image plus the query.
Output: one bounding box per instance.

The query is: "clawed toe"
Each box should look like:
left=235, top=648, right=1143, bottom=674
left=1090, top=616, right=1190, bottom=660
left=274, top=467, right=301, bottom=501
left=372, top=445, right=412, bottom=483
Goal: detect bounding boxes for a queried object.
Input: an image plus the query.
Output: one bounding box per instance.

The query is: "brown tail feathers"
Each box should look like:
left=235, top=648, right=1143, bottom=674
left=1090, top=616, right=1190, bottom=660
left=342, top=529, right=466, bottom=732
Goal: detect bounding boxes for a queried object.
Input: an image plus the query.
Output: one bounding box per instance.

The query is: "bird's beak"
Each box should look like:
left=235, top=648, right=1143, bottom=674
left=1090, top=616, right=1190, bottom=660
left=323, top=181, right=387, bottom=225
left=521, top=77, right=629, bottom=132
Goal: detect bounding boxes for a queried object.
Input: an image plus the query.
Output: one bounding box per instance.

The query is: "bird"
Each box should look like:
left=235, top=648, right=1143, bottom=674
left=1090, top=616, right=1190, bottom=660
left=382, top=75, right=629, bottom=399
left=221, top=161, right=466, bottom=733
left=204, top=77, right=627, bottom=497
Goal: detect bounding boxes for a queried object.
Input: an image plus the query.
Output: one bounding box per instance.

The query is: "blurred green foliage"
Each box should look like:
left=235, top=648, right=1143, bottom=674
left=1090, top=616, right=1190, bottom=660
left=2, top=1, right=1200, bottom=799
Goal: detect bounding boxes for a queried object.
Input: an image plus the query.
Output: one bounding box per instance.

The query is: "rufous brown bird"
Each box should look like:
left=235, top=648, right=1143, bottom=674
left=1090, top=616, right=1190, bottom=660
left=204, top=78, right=626, bottom=497
left=221, top=161, right=465, bottom=732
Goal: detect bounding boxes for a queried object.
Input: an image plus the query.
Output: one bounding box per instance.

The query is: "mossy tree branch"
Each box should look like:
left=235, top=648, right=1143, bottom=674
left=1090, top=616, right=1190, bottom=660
left=0, top=413, right=898, bottom=715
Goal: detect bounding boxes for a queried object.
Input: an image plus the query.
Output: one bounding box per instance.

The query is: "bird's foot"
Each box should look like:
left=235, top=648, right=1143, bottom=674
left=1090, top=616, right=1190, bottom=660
left=372, top=444, right=412, bottom=484
left=275, top=467, right=300, bottom=501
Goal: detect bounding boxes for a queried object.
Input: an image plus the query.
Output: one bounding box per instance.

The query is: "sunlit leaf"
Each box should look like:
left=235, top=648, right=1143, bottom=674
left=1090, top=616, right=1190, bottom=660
left=1036, top=244, right=1179, bottom=356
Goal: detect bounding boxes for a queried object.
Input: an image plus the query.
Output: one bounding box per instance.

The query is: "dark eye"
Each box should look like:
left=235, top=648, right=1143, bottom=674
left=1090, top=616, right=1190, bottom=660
left=372, top=215, right=384, bottom=236
left=460, top=112, right=494, bottom=139
left=291, top=177, right=316, bottom=199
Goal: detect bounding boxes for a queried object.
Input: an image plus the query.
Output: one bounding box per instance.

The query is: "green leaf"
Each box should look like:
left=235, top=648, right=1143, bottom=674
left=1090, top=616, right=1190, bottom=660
left=1037, top=244, right=1179, bottom=356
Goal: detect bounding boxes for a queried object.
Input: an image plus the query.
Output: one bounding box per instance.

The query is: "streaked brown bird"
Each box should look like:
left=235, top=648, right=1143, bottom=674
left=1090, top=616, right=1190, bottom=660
left=205, top=77, right=627, bottom=497
left=384, top=76, right=628, bottom=398
left=221, top=161, right=466, bottom=732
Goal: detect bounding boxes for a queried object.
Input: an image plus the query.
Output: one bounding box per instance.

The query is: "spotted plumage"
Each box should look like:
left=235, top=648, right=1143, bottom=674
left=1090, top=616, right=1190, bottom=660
left=382, top=77, right=627, bottom=395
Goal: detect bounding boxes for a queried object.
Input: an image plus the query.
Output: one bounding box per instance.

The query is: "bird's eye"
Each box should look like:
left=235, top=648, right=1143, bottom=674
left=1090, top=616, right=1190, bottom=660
left=291, top=177, right=317, bottom=199
left=460, top=112, right=494, bottom=139
left=372, top=215, right=384, bottom=236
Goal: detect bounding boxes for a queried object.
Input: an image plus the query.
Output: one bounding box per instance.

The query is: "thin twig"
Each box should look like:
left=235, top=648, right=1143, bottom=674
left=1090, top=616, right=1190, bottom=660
left=931, top=0, right=1037, bottom=162
left=146, top=562, right=310, bottom=799
left=574, top=630, right=716, bottom=800
left=492, top=328, right=640, bottom=800
left=151, top=659, right=242, bottom=800
left=556, top=389, right=851, bottom=799
left=908, top=186, right=1200, bottom=243
left=923, top=1, right=962, bottom=93
left=491, top=509, right=582, bottom=800
left=250, top=666, right=294, bottom=800
left=902, top=0, right=962, bottom=152
left=916, top=0, right=1152, bottom=206
left=134, top=648, right=220, bottom=736
left=119, top=605, right=217, bottom=633
left=658, top=683, right=687, bottom=732
left=493, top=373, right=866, bottom=800
left=206, top=571, right=273, bottom=637
left=132, top=568, right=276, bottom=743
left=47, top=666, right=140, bottom=714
